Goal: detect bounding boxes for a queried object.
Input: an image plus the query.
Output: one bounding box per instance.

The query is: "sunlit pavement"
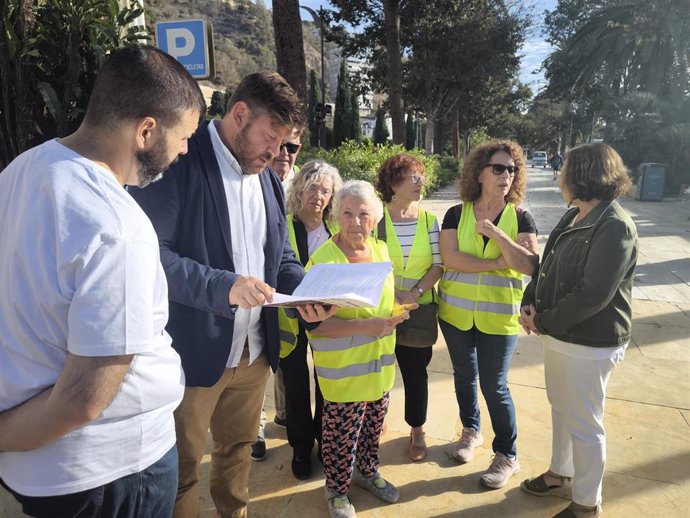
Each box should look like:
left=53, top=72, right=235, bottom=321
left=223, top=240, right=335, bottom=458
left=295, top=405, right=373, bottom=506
left=2, top=167, right=688, bottom=517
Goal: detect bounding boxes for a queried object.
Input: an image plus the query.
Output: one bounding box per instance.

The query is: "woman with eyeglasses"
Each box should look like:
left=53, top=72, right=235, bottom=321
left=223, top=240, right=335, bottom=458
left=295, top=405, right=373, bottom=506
left=438, top=139, right=539, bottom=489
left=279, top=159, right=342, bottom=480
left=375, top=153, right=443, bottom=462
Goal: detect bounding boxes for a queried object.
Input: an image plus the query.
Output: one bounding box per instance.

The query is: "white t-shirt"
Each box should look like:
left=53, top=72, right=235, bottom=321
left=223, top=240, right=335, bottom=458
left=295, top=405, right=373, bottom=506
left=0, top=140, right=184, bottom=496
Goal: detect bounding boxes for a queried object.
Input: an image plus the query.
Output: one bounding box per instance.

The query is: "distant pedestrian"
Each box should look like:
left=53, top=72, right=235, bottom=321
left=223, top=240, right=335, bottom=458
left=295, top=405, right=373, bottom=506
left=551, top=152, right=563, bottom=180
left=0, top=45, right=205, bottom=518
left=520, top=142, right=638, bottom=518
left=438, top=139, right=539, bottom=489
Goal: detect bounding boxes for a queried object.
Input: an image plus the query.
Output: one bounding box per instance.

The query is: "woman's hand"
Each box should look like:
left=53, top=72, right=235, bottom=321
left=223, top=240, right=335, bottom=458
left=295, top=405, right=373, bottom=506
left=365, top=312, right=411, bottom=337
left=518, top=304, right=540, bottom=335
left=476, top=219, right=503, bottom=240
left=395, top=289, right=418, bottom=305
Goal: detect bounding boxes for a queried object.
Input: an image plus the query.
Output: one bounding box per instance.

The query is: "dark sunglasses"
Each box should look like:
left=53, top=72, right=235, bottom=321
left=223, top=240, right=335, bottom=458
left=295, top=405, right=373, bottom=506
left=281, top=142, right=301, bottom=155
left=486, top=163, right=518, bottom=176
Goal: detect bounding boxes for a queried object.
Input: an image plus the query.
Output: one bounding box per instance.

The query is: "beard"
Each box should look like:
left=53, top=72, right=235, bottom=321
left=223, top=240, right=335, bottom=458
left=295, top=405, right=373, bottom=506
left=234, top=122, right=273, bottom=175
left=135, top=140, right=176, bottom=188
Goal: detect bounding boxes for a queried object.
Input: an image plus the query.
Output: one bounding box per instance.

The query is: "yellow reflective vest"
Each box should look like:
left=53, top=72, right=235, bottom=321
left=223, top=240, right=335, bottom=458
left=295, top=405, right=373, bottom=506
left=305, top=237, right=395, bottom=402
left=438, top=202, right=524, bottom=335
left=376, top=207, right=437, bottom=305
left=278, top=214, right=337, bottom=358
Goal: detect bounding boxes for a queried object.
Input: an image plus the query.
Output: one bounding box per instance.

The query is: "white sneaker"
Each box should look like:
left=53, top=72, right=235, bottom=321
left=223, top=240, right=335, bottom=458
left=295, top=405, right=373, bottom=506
left=452, top=427, right=484, bottom=463
left=480, top=452, right=520, bottom=489
left=325, top=487, right=356, bottom=518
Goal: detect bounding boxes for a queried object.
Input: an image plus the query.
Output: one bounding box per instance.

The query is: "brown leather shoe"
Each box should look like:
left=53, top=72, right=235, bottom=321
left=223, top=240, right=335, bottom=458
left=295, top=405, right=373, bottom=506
left=409, top=431, right=427, bottom=461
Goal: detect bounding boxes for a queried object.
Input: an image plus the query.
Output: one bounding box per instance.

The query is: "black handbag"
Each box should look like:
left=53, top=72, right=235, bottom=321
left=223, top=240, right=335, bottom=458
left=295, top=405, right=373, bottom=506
left=378, top=213, right=439, bottom=348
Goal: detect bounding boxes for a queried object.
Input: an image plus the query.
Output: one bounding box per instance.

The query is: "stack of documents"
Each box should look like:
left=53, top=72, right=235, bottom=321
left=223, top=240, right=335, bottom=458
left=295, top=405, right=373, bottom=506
left=266, top=262, right=393, bottom=308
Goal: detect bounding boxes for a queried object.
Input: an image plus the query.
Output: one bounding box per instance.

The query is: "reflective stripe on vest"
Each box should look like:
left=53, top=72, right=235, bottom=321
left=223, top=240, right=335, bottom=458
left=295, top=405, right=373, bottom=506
left=378, top=207, right=437, bottom=305
left=306, top=237, right=395, bottom=402
left=438, top=202, right=524, bottom=335
left=315, top=353, right=396, bottom=380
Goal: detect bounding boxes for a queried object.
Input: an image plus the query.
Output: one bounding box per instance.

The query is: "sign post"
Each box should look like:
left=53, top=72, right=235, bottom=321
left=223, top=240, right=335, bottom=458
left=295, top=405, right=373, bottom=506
left=155, top=19, right=214, bottom=80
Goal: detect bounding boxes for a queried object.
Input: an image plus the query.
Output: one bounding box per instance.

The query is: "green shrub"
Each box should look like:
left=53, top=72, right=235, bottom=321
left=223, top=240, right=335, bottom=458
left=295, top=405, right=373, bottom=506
left=298, top=140, right=460, bottom=197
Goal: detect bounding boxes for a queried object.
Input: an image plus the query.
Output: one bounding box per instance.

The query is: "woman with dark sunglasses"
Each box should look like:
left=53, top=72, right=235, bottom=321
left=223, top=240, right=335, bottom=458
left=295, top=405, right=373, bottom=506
left=438, top=139, right=539, bottom=489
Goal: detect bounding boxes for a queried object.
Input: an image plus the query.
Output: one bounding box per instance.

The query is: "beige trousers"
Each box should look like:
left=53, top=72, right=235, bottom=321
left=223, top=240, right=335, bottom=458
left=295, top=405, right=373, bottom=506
left=173, top=350, right=270, bottom=518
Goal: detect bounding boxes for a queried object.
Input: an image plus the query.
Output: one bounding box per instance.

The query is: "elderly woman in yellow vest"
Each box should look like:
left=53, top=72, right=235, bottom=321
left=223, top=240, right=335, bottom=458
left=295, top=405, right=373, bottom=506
left=439, top=139, right=539, bottom=489
left=306, top=180, right=411, bottom=518
left=374, top=153, right=443, bottom=462
left=278, top=159, right=342, bottom=480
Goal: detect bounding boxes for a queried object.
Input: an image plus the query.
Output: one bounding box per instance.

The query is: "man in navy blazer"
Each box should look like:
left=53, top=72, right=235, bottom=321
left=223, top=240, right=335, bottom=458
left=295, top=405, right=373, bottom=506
left=131, top=72, right=333, bottom=518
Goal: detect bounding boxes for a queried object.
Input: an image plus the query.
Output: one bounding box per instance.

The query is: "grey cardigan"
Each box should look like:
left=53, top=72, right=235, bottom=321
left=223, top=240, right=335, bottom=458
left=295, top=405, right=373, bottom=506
left=522, top=200, right=638, bottom=347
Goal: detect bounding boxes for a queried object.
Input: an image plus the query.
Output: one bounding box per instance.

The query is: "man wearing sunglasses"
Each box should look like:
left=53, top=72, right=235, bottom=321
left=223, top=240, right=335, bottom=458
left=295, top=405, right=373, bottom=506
left=273, top=138, right=302, bottom=191
left=131, top=71, right=335, bottom=518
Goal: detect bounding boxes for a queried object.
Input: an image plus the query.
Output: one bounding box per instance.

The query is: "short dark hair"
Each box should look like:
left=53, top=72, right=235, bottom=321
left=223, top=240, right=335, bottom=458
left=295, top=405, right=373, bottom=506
left=84, top=45, right=206, bottom=129
left=458, top=139, right=527, bottom=204
left=376, top=153, right=425, bottom=203
left=228, top=71, right=306, bottom=131
left=560, top=142, right=631, bottom=201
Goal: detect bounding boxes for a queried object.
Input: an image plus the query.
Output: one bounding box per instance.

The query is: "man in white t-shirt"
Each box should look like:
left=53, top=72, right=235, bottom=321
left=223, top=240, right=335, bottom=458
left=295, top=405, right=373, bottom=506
left=0, top=46, right=204, bottom=518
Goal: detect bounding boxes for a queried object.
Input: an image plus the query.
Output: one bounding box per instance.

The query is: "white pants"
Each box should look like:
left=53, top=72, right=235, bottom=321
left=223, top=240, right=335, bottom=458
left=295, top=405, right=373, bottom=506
left=542, top=336, right=627, bottom=507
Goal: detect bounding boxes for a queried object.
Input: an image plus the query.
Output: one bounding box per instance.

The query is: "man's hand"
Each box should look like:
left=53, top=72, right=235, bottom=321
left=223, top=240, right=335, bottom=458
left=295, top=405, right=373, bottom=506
left=229, top=276, right=276, bottom=308
left=519, top=304, right=540, bottom=335
left=296, top=303, right=339, bottom=322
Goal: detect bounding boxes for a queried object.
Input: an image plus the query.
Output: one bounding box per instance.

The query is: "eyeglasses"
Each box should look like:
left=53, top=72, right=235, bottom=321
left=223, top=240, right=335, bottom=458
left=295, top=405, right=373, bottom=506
left=485, top=163, right=518, bottom=176
left=307, top=184, right=333, bottom=197
left=409, top=174, right=426, bottom=185
left=280, top=142, right=301, bottom=155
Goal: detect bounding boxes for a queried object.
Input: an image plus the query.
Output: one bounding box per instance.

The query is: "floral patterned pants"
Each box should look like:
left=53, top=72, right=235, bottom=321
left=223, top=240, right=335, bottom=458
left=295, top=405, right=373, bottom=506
left=321, top=393, right=390, bottom=494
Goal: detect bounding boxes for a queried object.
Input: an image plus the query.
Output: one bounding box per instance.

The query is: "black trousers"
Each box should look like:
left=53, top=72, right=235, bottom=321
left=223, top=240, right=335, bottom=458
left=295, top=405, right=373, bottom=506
left=280, top=328, right=323, bottom=457
left=395, top=343, right=433, bottom=428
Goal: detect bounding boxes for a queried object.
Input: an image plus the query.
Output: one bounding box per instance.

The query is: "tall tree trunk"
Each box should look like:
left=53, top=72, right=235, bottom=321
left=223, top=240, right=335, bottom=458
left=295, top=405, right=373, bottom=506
left=434, top=117, right=445, bottom=154
left=382, top=0, right=405, bottom=145
left=272, top=0, right=307, bottom=101
left=451, top=108, right=460, bottom=159
left=424, top=112, right=435, bottom=154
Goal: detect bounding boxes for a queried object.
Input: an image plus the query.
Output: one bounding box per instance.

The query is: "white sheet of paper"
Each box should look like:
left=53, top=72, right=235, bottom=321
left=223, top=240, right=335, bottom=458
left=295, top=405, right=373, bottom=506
left=265, top=262, right=392, bottom=308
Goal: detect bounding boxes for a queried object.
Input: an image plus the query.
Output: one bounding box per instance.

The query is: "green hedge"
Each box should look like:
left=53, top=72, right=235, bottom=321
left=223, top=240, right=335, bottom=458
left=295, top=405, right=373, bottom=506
left=297, top=140, right=460, bottom=197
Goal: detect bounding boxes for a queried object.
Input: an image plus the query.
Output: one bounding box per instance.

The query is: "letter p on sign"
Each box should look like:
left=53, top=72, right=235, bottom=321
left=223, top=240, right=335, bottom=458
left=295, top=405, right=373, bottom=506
left=155, top=19, right=214, bottom=79
left=166, top=28, right=195, bottom=58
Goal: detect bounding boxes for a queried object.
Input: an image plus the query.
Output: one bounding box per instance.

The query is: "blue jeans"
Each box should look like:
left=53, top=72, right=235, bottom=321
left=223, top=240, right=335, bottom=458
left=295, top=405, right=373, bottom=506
left=440, top=321, right=518, bottom=457
left=2, top=446, right=178, bottom=518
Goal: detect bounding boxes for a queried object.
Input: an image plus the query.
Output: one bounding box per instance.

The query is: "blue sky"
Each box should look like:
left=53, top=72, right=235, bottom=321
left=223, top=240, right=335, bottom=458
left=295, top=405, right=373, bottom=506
left=275, top=0, right=557, bottom=93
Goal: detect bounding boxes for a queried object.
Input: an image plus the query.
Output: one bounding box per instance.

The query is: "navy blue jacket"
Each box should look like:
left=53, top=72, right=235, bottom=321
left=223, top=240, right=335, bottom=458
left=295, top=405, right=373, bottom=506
left=130, top=122, right=304, bottom=387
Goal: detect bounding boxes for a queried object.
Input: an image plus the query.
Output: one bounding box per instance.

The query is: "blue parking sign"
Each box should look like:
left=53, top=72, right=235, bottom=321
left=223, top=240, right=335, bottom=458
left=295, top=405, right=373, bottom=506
left=155, top=19, right=214, bottom=79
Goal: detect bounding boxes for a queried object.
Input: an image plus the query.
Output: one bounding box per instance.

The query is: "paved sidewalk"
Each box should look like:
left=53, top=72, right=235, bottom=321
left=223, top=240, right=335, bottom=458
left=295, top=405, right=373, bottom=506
left=2, top=166, right=689, bottom=517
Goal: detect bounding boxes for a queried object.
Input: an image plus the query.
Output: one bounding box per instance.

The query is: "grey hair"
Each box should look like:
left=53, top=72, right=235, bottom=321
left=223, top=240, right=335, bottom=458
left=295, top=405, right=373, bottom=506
left=331, top=180, right=384, bottom=224
left=285, top=160, right=343, bottom=216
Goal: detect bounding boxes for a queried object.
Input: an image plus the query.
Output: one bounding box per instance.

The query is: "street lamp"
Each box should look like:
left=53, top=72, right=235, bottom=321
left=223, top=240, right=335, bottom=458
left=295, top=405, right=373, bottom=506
left=300, top=5, right=326, bottom=148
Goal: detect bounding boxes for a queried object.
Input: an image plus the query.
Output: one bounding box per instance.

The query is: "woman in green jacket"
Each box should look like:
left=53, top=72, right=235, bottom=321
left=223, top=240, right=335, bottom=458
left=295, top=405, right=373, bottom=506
left=519, top=143, right=638, bottom=518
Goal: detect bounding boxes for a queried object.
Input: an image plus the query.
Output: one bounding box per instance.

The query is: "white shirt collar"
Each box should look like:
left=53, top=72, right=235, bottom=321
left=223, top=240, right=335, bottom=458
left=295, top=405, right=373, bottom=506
left=208, top=121, right=244, bottom=178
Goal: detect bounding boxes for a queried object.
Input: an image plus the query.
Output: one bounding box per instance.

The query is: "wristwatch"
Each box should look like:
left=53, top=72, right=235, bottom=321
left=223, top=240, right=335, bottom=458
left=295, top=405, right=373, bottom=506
left=415, top=286, right=424, bottom=296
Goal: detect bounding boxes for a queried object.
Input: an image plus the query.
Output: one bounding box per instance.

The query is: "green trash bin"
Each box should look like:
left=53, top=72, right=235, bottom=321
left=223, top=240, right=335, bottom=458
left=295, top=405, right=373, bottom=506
left=638, top=163, right=666, bottom=201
